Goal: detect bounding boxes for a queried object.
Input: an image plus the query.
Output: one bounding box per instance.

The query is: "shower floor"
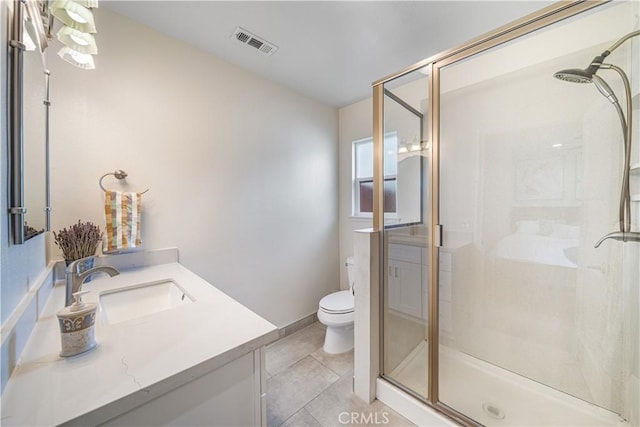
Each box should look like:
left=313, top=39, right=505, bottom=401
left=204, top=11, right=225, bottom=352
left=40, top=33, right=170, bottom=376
left=390, top=340, right=626, bottom=426
left=390, top=339, right=429, bottom=397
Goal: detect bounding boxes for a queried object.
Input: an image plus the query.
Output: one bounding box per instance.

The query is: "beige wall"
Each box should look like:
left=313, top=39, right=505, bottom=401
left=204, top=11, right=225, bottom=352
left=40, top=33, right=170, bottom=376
left=338, top=97, right=373, bottom=289
left=48, top=8, right=339, bottom=328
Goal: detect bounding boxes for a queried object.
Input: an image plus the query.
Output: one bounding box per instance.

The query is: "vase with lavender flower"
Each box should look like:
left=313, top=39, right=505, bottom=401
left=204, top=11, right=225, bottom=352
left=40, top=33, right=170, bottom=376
left=53, top=221, right=103, bottom=279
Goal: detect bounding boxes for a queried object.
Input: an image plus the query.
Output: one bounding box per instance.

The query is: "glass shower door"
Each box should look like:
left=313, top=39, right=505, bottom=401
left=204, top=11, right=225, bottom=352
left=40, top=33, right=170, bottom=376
left=436, top=1, right=639, bottom=424
left=381, top=69, right=430, bottom=399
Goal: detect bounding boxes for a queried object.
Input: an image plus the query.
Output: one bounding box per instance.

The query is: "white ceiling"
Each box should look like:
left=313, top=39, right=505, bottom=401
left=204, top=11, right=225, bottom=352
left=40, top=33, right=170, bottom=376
left=102, top=1, right=554, bottom=107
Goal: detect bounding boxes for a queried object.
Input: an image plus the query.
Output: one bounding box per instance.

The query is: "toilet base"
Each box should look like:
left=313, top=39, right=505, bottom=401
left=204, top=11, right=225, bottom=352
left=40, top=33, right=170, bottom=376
left=323, top=324, right=354, bottom=354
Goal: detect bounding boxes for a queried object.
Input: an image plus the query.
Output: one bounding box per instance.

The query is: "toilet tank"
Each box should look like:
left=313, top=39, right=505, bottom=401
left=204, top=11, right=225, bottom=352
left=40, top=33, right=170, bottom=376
left=346, top=256, right=355, bottom=290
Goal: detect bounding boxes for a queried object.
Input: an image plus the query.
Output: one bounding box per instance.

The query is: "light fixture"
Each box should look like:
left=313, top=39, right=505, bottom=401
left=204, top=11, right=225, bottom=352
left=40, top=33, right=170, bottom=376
left=410, top=137, right=421, bottom=152
left=58, top=46, right=95, bottom=69
left=56, top=25, right=97, bottom=54
left=50, top=0, right=99, bottom=69
left=49, top=0, right=96, bottom=33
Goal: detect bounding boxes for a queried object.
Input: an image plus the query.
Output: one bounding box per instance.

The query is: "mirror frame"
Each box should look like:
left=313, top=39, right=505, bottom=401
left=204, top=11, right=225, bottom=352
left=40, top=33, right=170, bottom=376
left=8, top=0, right=26, bottom=244
left=8, top=0, right=51, bottom=245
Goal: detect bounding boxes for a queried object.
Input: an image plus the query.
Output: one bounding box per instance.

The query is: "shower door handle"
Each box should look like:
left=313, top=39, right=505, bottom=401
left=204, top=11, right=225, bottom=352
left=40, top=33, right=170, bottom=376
left=435, top=224, right=443, bottom=248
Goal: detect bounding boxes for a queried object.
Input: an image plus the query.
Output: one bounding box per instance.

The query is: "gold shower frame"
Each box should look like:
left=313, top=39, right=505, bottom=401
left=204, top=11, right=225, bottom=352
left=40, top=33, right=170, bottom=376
left=371, top=1, right=608, bottom=424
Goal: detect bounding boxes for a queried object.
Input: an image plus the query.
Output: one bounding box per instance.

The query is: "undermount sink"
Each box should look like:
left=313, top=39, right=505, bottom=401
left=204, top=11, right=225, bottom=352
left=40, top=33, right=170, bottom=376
left=100, top=279, right=194, bottom=325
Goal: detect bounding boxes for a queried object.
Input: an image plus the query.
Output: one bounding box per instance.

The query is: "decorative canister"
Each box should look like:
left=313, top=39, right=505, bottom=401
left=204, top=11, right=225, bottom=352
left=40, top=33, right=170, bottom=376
left=56, top=290, right=97, bottom=357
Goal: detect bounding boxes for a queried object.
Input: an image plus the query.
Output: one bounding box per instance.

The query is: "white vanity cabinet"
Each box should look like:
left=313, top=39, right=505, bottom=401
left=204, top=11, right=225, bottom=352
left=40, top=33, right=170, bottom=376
left=0, top=262, right=278, bottom=427
left=99, top=349, right=266, bottom=426
left=387, top=243, right=427, bottom=319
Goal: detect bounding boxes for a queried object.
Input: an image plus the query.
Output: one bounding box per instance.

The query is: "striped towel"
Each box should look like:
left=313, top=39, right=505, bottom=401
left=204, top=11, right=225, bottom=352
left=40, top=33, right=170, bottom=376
left=103, top=190, right=142, bottom=252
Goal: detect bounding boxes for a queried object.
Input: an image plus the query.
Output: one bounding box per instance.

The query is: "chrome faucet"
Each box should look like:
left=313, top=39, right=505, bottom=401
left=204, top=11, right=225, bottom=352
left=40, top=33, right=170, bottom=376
left=65, top=257, right=120, bottom=306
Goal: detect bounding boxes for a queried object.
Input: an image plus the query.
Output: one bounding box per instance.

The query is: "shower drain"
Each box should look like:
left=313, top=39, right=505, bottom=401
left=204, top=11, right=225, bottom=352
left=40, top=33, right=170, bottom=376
left=482, top=402, right=505, bottom=420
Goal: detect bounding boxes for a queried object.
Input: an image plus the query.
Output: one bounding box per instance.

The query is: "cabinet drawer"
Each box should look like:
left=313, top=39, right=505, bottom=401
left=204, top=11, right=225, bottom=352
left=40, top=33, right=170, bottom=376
left=388, top=243, right=422, bottom=263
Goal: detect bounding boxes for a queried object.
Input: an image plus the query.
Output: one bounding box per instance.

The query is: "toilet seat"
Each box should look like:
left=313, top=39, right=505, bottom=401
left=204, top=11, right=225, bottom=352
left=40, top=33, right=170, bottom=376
left=318, top=257, right=356, bottom=354
left=319, top=290, right=354, bottom=314
left=317, top=308, right=354, bottom=328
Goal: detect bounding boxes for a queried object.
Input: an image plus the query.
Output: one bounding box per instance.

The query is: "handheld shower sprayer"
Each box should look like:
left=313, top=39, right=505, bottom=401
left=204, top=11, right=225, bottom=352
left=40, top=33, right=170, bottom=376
left=553, top=30, right=640, bottom=247
left=590, top=74, right=618, bottom=104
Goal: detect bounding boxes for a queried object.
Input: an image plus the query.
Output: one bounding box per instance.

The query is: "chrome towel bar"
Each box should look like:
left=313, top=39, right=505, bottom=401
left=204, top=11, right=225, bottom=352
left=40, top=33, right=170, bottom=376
left=99, top=170, right=149, bottom=194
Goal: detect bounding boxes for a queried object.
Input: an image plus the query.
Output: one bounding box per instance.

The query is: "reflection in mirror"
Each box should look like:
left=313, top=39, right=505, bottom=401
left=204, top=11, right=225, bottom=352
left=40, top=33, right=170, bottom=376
left=383, top=85, right=425, bottom=226
left=23, top=30, right=47, bottom=240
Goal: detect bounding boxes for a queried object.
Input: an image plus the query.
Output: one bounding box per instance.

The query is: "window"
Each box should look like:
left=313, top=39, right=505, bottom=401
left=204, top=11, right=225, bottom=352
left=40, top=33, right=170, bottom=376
left=353, top=134, right=398, bottom=216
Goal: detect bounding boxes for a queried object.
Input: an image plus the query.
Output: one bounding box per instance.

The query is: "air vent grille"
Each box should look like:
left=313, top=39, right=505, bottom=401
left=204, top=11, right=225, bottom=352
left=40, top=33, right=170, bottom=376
left=232, top=27, right=278, bottom=56
left=235, top=32, right=250, bottom=43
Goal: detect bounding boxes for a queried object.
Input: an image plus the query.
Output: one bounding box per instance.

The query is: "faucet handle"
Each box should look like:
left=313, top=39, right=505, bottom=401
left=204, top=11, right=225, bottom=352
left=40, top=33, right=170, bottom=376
left=66, top=256, right=97, bottom=274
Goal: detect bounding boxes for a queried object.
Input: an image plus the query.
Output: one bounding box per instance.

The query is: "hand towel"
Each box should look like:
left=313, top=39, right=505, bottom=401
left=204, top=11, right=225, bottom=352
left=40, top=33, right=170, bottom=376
left=103, top=190, right=142, bottom=252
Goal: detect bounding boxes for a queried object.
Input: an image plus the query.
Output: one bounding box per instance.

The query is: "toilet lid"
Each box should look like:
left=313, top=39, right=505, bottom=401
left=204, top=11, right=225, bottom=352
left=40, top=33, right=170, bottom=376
left=319, top=290, right=354, bottom=314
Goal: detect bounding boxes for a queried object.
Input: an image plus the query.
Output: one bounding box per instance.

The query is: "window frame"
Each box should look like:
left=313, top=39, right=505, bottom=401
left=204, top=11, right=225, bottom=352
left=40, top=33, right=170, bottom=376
left=352, top=134, right=398, bottom=218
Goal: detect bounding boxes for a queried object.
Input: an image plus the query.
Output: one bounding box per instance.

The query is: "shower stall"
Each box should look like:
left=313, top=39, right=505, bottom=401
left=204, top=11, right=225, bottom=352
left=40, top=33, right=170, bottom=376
left=373, top=1, right=639, bottom=425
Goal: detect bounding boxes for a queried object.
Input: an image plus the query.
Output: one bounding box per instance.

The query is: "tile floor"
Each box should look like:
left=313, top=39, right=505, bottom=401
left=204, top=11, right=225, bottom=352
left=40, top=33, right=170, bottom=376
left=265, top=322, right=416, bottom=427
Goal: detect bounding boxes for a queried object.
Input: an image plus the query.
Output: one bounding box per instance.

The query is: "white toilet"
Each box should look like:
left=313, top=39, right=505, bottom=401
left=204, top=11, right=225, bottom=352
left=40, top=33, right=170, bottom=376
left=317, top=257, right=355, bottom=354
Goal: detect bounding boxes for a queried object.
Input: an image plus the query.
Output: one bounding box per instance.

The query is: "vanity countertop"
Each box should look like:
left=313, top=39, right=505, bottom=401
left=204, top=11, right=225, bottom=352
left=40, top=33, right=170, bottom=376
left=387, top=233, right=428, bottom=247
left=387, top=233, right=472, bottom=251
left=1, top=262, right=279, bottom=426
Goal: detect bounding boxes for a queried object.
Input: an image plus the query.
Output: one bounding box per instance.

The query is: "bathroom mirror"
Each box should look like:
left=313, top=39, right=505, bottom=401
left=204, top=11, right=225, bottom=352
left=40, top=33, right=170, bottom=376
left=8, top=0, right=50, bottom=244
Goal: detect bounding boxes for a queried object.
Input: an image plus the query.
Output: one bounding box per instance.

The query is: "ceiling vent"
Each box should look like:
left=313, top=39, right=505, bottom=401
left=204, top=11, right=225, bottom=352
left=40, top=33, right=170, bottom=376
left=232, top=27, right=278, bottom=56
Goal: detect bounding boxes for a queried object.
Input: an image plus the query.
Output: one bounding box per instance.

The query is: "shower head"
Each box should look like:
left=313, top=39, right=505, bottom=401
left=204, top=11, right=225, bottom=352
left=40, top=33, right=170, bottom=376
left=553, top=54, right=607, bottom=83
left=554, top=31, right=640, bottom=85
left=553, top=68, right=593, bottom=83
left=553, top=54, right=618, bottom=104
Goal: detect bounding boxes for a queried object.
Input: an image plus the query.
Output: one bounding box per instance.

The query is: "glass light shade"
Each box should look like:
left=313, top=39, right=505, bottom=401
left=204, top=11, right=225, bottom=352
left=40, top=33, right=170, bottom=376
left=25, top=0, right=48, bottom=52
left=76, top=0, right=99, bottom=7
left=56, top=26, right=98, bottom=54
left=49, top=0, right=97, bottom=33
left=58, top=46, right=95, bottom=70
left=22, top=19, right=37, bottom=51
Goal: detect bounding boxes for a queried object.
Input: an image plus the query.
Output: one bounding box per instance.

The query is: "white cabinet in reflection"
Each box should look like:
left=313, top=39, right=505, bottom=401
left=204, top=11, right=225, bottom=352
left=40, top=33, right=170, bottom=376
left=388, top=243, right=427, bottom=319
left=387, top=241, right=457, bottom=332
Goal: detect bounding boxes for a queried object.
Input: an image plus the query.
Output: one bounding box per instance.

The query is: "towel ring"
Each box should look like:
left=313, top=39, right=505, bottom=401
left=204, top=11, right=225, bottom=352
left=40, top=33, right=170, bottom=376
left=99, top=170, right=149, bottom=194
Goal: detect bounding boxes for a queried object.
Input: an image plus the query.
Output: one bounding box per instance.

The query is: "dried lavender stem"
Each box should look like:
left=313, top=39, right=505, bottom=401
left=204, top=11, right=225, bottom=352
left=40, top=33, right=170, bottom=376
left=53, top=220, right=103, bottom=262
